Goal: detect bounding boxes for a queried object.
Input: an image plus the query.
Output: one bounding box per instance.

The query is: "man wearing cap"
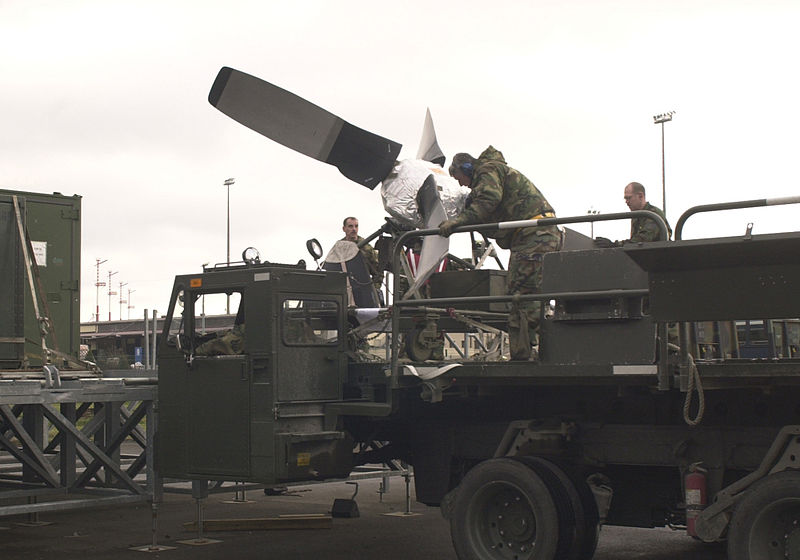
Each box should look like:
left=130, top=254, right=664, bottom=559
left=438, top=146, right=561, bottom=361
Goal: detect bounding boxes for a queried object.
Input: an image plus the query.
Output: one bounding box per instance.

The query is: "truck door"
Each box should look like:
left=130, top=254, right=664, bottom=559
left=186, top=291, right=250, bottom=478
left=277, top=297, right=342, bottom=402
left=187, top=354, right=250, bottom=477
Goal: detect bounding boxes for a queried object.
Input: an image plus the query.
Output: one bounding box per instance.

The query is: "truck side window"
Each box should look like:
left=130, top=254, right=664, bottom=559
left=194, top=291, right=245, bottom=356
left=282, top=299, right=339, bottom=346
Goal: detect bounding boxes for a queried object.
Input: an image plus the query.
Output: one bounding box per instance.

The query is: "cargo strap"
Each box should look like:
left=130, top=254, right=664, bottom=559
left=12, top=196, right=56, bottom=362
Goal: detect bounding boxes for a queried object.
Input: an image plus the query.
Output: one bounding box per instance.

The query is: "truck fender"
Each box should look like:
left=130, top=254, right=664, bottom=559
left=695, top=425, right=800, bottom=542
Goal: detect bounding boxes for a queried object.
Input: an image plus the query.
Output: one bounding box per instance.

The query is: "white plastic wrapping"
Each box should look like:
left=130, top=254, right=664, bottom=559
left=380, top=159, right=470, bottom=228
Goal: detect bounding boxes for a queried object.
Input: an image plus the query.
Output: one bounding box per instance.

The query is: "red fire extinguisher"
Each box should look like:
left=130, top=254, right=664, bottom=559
left=685, top=462, right=707, bottom=537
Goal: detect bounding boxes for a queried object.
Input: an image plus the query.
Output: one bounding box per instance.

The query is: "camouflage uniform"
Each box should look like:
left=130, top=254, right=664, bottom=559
left=195, top=324, right=245, bottom=356
left=626, top=202, right=677, bottom=344
left=447, top=146, right=561, bottom=360
left=629, top=202, right=671, bottom=242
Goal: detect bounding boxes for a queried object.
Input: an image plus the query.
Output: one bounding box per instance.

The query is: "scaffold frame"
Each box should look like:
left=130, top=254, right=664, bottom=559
left=0, top=377, right=156, bottom=518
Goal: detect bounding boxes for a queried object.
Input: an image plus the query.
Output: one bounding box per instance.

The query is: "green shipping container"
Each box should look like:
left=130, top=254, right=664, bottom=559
left=0, top=189, right=81, bottom=368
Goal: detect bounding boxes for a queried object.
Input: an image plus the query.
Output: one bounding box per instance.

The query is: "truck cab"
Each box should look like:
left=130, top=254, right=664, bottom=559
left=157, top=256, right=354, bottom=483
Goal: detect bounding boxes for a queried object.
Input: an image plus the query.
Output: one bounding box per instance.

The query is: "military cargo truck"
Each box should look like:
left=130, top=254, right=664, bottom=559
left=157, top=200, right=800, bottom=560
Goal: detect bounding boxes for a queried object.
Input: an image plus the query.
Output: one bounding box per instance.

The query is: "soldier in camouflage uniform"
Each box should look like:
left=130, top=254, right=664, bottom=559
left=621, top=182, right=678, bottom=345
left=196, top=302, right=245, bottom=356
left=623, top=182, right=671, bottom=242
left=342, top=217, right=382, bottom=292
left=439, top=146, right=561, bottom=360
left=195, top=324, right=245, bottom=356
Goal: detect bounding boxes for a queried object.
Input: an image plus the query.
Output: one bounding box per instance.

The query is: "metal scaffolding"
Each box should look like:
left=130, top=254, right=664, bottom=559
left=0, top=376, right=156, bottom=518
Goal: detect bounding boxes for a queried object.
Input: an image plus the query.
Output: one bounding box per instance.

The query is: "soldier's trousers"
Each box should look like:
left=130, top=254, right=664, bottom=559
left=507, top=230, right=560, bottom=360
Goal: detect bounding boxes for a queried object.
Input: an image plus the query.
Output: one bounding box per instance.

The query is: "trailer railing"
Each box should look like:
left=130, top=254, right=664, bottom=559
left=388, top=211, right=669, bottom=383
left=674, top=195, right=800, bottom=240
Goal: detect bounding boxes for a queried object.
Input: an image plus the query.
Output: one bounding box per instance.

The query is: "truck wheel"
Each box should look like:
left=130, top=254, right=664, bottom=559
left=728, top=470, right=800, bottom=560
left=514, top=457, right=579, bottom=560
left=450, top=457, right=559, bottom=560
left=566, top=471, right=600, bottom=560
left=516, top=457, right=600, bottom=560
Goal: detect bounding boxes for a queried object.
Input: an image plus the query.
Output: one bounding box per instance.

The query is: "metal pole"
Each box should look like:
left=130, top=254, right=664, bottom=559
left=107, top=270, right=118, bottom=321
left=661, top=121, right=666, bottom=215
left=95, top=258, right=107, bottom=322
left=653, top=111, right=675, bottom=215
left=143, top=309, right=150, bottom=370
left=201, top=262, right=208, bottom=334
left=224, top=178, right=235, bottom=315
left=152, top=309, right=158, bottom=370
left=227, top=183, right=230, bottom=314
left=119, top=281, right=127, bottom=321
left=127, top=288, right=135, bottom=320
left=587, top=208, right=599, bottom=237
left=227, top=185, right=230, bottom=267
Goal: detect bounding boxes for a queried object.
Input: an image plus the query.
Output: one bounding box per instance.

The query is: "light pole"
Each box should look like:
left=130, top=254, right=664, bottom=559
left=587, top=207, right=600, bottom=238
left=107, top=270, right=118, bottom=321
left=224, top=177, right=235, bottom=314
left=95, top=258, right=107, bottom=322
left=127, top=288, right=136, bottom=320
left=201, top=262, right=208, bottom=334
left=653, top=111, right=675, bottom=215
left=119, top=281, right=128, bottom=321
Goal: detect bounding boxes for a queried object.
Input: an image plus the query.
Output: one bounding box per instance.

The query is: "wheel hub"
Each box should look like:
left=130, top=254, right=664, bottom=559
left=484, top=487, right=537, bottom=557
left=785, top=521, right=800, bottom=559
left=497, top=496, right=535, bottom=542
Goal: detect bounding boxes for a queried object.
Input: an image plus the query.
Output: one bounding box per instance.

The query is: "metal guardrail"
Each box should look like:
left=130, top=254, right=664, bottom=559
left=675, top=196, right=800, bottom=240
left=388, top=211, right=668, bottom=383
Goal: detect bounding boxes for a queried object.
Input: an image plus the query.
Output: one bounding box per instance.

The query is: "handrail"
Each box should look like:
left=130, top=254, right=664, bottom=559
left=388, top=211, right=668, bottom=383
left=675, top=196, right=800, bottom=240
left=391, top=210, right=669, bottom=263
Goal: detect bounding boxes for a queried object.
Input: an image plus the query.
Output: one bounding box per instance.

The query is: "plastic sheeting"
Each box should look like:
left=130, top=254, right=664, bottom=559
left=380, top=159, right=470, bottom=228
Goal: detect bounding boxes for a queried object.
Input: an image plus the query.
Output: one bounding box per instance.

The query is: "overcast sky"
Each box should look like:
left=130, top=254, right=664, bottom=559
left=3, top=0, right=799, bottom=321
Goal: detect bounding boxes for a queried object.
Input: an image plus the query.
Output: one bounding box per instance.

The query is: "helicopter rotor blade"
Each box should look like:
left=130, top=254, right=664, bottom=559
left=209, top=67, right=402, bottom=189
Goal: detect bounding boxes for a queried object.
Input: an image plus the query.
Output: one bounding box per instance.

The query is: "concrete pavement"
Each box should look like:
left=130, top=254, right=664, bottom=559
left=0, top=477, right=726, bottom=559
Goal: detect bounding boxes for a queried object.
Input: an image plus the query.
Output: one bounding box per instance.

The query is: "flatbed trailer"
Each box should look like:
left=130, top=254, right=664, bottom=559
left=157, top=200, right=800, bottom=560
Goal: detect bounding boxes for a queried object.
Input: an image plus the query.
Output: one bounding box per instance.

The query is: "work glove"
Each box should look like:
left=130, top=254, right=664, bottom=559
left=594, top=237, right=624, bottom=248
left=593, top=236, right=615, bottom=248
left=438, top=219, right=459, bottom=238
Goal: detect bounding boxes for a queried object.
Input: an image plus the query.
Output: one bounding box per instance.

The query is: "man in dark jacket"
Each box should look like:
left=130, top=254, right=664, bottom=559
left=342, top=216, right=382, bottom=291
left=623, top=182, right=671, bottom=242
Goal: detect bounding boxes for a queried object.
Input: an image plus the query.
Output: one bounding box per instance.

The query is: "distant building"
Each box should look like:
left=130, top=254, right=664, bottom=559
left=80, top=314, right=234, bottom=370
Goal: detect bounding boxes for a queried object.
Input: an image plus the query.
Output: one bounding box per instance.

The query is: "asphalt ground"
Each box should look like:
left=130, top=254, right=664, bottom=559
left=1, top=477, right=727, bottom=560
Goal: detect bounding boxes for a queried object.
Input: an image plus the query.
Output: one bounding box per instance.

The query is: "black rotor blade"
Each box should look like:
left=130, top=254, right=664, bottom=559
left=209, top=67, right=402, bottom=189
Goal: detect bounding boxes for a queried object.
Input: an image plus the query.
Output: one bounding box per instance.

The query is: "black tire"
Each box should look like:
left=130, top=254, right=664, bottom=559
left=450, top=458, right=559, bottom=560
left=517, top=457, right=600, bottom=560
left=515, top=457, right=580, bottom=560
left=566, top=471, right=600, bottom=560
left=728, top=470, right=800, bottom=560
